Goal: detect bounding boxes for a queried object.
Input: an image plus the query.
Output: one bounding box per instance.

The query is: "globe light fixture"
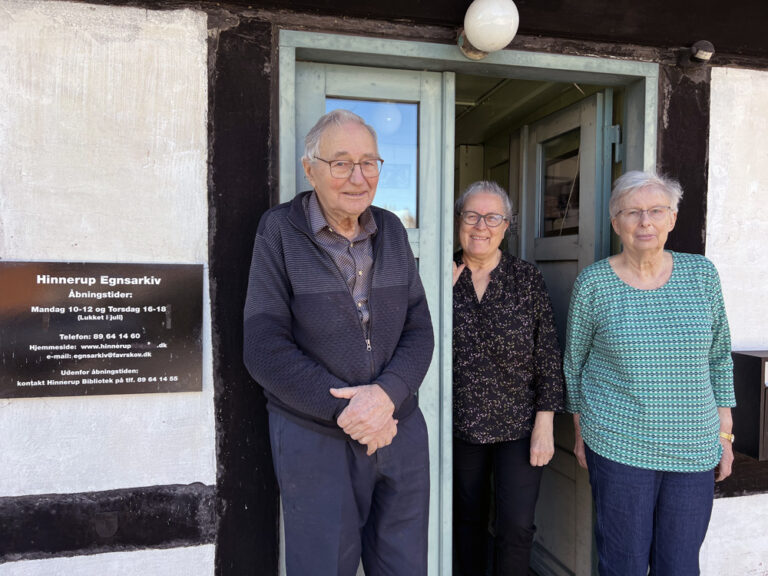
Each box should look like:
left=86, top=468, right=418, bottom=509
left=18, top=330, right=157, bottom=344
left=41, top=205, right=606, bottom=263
left=458, top=0, right=520, bottom=60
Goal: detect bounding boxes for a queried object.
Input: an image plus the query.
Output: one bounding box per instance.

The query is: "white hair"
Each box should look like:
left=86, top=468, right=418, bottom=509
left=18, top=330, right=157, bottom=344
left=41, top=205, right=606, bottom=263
left=455, top=180, right=514, bottom=220
left=609, top=171, right=683, bottom=218
left=302, top=109, right=379, bottom=162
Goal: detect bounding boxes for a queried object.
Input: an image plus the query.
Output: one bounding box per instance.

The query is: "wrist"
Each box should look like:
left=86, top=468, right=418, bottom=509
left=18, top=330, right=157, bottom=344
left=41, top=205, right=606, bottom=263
left=719, top=431, right=735, bottom=443
left=534, top=411, right=555, bottom=424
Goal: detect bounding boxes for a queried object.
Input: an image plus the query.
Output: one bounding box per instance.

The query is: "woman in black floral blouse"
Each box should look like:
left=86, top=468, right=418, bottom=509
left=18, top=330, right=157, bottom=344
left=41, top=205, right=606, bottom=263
left=452, top=181, right=564, bottom=576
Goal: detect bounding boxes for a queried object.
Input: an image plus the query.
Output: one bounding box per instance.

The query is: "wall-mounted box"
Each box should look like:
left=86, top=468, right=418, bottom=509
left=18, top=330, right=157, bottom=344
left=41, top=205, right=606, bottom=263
left=732, top=351, right=768, bottom=461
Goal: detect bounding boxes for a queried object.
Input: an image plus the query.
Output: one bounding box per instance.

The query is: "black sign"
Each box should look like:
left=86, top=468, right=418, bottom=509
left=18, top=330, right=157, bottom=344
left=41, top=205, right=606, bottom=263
left=0, top=262, right=203, bottom=398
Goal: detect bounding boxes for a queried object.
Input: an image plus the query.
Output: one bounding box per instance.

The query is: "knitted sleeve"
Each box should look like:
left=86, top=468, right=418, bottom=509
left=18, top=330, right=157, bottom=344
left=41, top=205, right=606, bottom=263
left=704, top=259, right=736, bottom=407
left=372, top=219, right=434, bottom=409
left=243, top=209, right=348, bottom=422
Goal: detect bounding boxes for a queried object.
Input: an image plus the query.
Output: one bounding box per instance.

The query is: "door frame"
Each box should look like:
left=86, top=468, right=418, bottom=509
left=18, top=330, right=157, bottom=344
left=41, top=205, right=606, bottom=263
left=278, top=29, right=659, bottom=576
left=280, top=31, right=658, bottom=199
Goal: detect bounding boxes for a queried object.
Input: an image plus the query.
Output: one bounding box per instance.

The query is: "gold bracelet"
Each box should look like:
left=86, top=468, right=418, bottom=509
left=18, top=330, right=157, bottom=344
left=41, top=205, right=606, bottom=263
left=719, top=431, right=735, bottom=443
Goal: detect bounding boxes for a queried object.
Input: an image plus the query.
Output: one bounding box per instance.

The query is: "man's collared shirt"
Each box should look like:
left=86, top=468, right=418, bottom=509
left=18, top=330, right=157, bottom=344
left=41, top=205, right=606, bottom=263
left=305, top=191, right=378, bottom=338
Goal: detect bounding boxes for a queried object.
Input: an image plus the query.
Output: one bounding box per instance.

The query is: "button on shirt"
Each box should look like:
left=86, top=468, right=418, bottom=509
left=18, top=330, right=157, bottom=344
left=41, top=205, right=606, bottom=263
left=305, top=192, right=377, bottom=337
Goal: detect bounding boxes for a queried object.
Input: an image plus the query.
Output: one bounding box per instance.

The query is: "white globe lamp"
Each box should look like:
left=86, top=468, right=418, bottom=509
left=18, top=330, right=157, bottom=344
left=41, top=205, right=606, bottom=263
left=459, top=0, right=520, bottom=60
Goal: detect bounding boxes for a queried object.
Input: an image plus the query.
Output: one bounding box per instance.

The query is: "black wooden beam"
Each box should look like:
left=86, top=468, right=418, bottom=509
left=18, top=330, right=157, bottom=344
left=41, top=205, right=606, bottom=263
left=0, top=484, right=215, bottom=561
left=657, top=64, right=711, bottom=255
left=207, top=18, right=280, bottom=576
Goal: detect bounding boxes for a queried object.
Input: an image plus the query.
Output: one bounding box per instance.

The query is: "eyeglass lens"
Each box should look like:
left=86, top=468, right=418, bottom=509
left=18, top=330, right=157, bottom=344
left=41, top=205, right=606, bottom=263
left=324, top=159, right=382, bottom=178
left=619, top=206, right=670, bottom=222
left=461, top=211, right=505, bottom=227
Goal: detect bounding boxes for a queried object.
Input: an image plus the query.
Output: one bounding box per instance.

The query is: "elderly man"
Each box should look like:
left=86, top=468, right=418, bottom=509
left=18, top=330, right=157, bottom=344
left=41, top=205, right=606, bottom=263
left=244, top=109, right=434, bottom=575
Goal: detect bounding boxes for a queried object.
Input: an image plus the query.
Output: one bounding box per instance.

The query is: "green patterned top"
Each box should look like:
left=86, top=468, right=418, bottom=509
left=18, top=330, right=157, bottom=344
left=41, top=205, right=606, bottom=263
left=564, top=251, right=735, bottom=472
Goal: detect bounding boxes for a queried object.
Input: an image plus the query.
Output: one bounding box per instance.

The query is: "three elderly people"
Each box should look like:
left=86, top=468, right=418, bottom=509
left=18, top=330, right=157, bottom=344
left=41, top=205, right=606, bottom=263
left=244, top=104, right=734, bottom=576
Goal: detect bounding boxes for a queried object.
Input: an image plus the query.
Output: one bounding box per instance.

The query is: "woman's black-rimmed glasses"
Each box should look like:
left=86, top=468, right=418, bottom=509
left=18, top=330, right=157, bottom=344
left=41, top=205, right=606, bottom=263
left=460, top=211, right=508, bottom=227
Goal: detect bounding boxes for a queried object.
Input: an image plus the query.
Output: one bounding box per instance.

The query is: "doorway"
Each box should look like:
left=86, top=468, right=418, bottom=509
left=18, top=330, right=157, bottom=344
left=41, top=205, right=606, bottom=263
left=454, top=74, right=617, bottom=576
left=280, top=29, right=659, bottom=576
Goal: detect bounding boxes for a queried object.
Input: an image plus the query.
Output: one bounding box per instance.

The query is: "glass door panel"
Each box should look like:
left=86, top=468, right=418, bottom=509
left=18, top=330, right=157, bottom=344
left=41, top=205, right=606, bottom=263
left=326, top=98, right=419, bottom=229
left=540, top=128, right=580, bottom=238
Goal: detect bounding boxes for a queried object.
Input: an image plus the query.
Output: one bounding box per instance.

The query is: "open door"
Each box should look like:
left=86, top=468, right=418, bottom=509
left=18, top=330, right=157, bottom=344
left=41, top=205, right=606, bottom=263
left=523, top=93, right=611, bottom=576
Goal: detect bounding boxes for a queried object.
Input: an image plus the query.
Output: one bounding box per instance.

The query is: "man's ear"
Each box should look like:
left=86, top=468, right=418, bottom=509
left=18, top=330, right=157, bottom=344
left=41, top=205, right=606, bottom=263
left=302, top=158, right=315, bottom=188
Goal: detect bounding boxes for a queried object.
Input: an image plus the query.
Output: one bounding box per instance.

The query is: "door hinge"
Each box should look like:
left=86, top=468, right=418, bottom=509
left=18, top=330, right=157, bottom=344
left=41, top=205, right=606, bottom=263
left=606, top=124, right=623, bottom=163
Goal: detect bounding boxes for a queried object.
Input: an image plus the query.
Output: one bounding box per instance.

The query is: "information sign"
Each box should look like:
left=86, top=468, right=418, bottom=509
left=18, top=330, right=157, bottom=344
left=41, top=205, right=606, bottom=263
left=0, top=262, right=203, bottom=397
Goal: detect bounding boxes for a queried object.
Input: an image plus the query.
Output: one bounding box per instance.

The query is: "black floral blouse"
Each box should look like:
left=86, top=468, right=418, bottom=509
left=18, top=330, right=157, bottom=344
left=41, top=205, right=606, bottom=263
left=453, top=251, right=565, bottom=444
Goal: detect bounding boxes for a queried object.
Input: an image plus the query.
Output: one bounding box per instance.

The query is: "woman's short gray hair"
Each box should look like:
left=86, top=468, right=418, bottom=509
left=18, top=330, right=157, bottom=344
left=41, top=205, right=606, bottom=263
left=302, top=109, right=379, bottom=162
left=609, top=170, right=684, bottom=218
left=455, top=180, right=514, bottom=220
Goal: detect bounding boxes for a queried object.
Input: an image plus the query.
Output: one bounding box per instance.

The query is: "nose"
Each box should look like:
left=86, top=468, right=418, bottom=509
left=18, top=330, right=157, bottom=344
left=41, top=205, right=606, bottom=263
left=348, top=163, right=366, bottom=183
left=638, top=210, right=653, bottom=224
left=473, top=216, right=488, bottom=229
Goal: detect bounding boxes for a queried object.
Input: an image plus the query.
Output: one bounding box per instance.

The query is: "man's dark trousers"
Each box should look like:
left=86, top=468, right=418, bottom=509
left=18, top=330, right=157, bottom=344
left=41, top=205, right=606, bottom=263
left=269, top=409, right=430, bottom=576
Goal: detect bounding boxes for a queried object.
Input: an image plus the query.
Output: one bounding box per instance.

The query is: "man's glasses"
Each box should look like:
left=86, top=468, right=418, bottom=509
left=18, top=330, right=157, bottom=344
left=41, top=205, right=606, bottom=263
left=313, top=157, right=383, bottom=179
left=615, top=206, right=671, bottom=223
left=460, top=211, right=508, bottom=228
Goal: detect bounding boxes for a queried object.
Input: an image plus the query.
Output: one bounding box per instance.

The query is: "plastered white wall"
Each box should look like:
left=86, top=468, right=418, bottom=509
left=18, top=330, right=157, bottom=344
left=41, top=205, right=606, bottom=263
left=0, top=1, right=215, bottom=496
left=702, top=67, right=768, bottom=574
left=2, top=544, right=215, bottom=576
left=701, top=494, right=768, bottom=576
left=707, top=66, right=768, bottom=351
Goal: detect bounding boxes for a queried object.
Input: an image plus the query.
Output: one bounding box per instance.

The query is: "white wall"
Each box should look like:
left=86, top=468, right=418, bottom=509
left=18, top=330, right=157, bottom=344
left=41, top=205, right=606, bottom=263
left=701, top=494, right=768, bottom=576
left=0, top=0, right=214, bottom=499
left=2, top=545, right=215, bottom=576
left=1, top=4, right=214, bottom=572
left=702, top=66, right=768, bottom=575
left=707, top=66, right=768, bottom=351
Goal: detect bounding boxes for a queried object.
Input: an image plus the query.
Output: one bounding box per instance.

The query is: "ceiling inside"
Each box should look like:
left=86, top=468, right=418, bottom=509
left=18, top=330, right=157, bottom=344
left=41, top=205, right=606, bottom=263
left=454, top=74, right=596, bottom=144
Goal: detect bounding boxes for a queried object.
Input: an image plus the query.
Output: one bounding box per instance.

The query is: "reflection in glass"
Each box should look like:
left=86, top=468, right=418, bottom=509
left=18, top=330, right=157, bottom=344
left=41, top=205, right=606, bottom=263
left=540, top=129, right=580, bottom=237
left=326, top=98, right=418, bottom=228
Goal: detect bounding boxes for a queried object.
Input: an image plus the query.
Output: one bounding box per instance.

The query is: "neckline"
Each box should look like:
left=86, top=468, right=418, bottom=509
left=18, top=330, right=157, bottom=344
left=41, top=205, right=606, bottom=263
left=456, top=250, right=508, bottom=304
left=461, top=248, right=504, bottom=275
left=606, top=251, right=676, bottom=292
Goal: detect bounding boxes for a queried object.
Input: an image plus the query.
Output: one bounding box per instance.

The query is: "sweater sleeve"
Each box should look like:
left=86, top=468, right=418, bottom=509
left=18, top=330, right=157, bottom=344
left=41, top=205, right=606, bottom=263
left=531, top=267, right=566, bottom=412
left=373, top=225, right=435, bottom=409
left=705, top=260, right=736, bottom=407
left=243, top=211, right=349, bottom=423
left=563, top=271, right=596, bottom=414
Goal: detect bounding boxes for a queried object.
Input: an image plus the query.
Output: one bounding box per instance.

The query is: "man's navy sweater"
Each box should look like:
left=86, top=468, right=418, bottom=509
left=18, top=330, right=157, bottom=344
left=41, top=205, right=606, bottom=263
left=243, top=191, right=435, bottom=436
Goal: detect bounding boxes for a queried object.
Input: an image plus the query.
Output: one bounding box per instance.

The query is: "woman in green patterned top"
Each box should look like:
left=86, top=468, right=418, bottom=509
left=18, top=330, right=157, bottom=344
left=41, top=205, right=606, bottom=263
left=564, top=171, right=736, bottom=576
